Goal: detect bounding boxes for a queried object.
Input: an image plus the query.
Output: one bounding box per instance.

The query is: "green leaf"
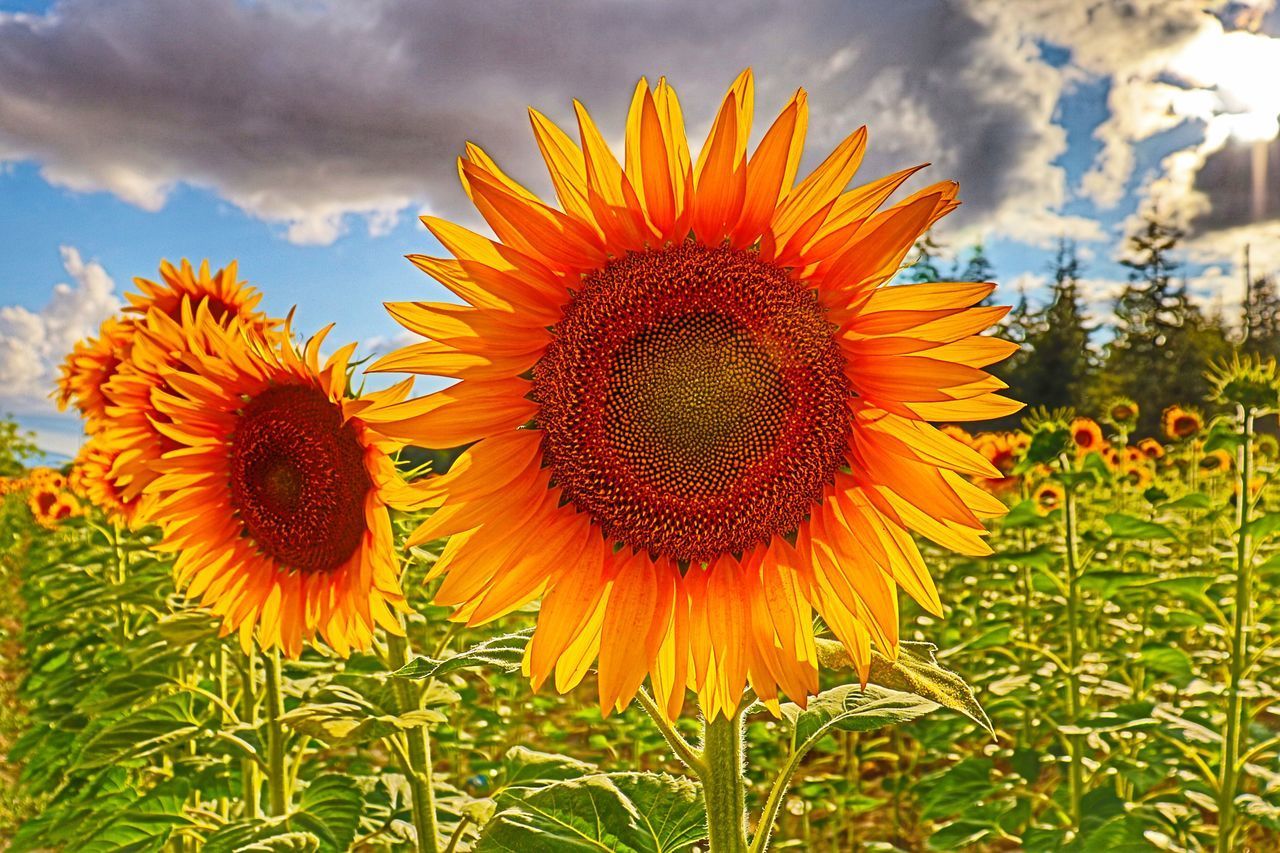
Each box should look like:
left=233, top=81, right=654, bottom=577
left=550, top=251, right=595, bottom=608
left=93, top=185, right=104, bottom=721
left=1139, top=645, right=1193, bottom=683
left=478, top=772, right=704, bottom=853
left=1248, top=512, right=1280, bottom=541
left=782, top=683, right=939, bottom=753
left=281, top=685, right=445, bottom=747
left=500, top=746, right=597, bottom=789
left=816, top=638, right=992, bottom=733
left=75, top=692, right=205, bottom=770
left=392, top=629, right=534, bottom=680
left=204, top=775, right=361, bottom=853
left=1000, top=501, right=1055, bottom=530
left=1104, top=513, right=1178, bottom=541
left=1162, top=492, right=1213, bottom=511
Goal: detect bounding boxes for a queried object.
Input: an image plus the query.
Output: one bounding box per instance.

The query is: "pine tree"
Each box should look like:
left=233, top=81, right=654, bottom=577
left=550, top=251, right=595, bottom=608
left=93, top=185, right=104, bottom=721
left=1104, top=215, right=1226, bottom=434
left=955, top=242, right=995, bottom=283
left=905, top=236, right=946, bottom=283
left=1006, top=239, right=1094, bottom=414
left=1243, top=274, right=1280, bottom=359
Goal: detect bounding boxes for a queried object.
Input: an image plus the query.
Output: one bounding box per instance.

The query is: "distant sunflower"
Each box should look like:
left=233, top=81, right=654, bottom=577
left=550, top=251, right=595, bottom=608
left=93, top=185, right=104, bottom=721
left=1199, top=448, right=1232, bottom=476
left=29, top=486, right=78, bottom=527
left=1033, top=481, right=1063, bottom=515
left=55, top=317, right=136, bottom=429
left=368, top=71, right=1020, bottom=718
left=1070, top=418, right=1104, bottom=456
left=145, top=320, right=411, bottom=657
left=972, top=432, right=1023, bottom=495
left=1163, top=405, right=1203, bottom=440
left=1137, top=437, right=1165, bottom=460
left=69, top=437, right=144, bottom=527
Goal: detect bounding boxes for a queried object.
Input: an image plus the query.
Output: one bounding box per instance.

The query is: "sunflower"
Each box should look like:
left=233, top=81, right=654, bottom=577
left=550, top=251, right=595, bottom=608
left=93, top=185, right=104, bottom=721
left=144, top=320, right=412, bottom=657
left=27, top=484, right=60, bottom=521
left=55, top=316, right=136, bottom=429
left=1070, top=418, right=1104, bottom=456
left=1033, top=481, right=1063, bottom=515
left=70, top=436, right=145, bottom=527
left=1163, top=405, right=1203, bottom=440
left=368, top=70, right=1020, bottom=719
left=1136, top=437, right=1165, bottom=460
left=125, top=258, right=268, bottom=326
left=1199, top=448, right=1232, bottom=476
left=29, top=486, right=78, bottom=527
left=1121, top=463, right=1153, bottom=489
left=972, top=432, right=1023, bottom=495
left=102, top=265, right=279, bottom=512
left=1106, top=398, right=1139, bottom=427
left=940, top=425, right=974, bottom=447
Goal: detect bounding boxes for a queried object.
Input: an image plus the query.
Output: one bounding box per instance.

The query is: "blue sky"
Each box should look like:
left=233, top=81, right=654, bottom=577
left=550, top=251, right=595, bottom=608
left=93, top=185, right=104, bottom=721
left=2, top=0, right=1279, bottom=457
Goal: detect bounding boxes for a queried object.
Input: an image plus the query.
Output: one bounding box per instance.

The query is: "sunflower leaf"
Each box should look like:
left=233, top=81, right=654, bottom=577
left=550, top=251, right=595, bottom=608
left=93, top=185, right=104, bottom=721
left=477, top=771, right=704, bottom=853
left=781, top=683, right=939, bottom=756
left=815, top=637, right=993, bottom=734
left=392, top=628, right=534, bottom=680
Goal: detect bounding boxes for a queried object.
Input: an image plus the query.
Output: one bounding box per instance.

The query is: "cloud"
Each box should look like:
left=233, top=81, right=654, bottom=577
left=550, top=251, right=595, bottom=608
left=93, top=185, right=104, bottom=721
left=0, top=246, right=120, bottom=421
left=0, top=0, right=1087, bottom=247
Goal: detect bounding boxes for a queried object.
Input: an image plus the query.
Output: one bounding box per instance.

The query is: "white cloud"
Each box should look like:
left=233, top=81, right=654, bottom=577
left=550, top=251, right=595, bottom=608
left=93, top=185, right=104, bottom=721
left=0, top=0, right=1092, bottom=248
left=0, top=246, right=120, bottom=419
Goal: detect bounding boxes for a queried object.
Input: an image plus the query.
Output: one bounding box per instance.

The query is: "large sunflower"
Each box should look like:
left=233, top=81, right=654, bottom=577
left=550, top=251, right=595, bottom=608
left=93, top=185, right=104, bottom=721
left=370, top=71, right=1020, bottom=719
left=144, top=320, right=412, bottom=657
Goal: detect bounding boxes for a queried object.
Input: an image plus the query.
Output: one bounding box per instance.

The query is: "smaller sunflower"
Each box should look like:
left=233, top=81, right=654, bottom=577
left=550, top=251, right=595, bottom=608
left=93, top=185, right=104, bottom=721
left=1163, top=405, right=1203, bottom=441
left=1105, top=398, right=1139, bottom=427
left=940, top=425, right=974, bottom=447
left=1100, top=445, right=1121, bottom=471
left=55, top=317, right=136, bottom=429
left=29, top=486, right=78, bottom=527
left=103, top=293, right=278, bottom=512
left=1070, top=418, right=1105, bottom=456
left=1033, top=481, right=1063, bottom=515
left=126, top=259, right=270, bottom=327
left=1121, top=463, right=1153, bottom=489
left=70, top=437, right=145, bottom=527
left=145, top=320, right=413, bottom=657
left=1199, top=448, right=1232, bottom=476
left=973, top=432, right=1023, bottom=494
left=1136, top=437, right=1165, bottom=460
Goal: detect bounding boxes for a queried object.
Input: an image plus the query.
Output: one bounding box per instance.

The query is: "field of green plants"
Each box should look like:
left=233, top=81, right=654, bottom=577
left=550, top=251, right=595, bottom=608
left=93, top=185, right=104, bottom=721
left=2, top=390, right=1279, bottom=852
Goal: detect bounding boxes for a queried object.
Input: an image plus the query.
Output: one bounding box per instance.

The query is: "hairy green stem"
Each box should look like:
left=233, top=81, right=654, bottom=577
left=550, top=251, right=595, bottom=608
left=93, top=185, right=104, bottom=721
left=701, top=711, right=749, bottom=853
left=262, top=647, right=289, bottom=816
left=239, top=648, right=262, bottom=819
left=386, top=631, right=441, bottom=853
left=1061, top=455, right=1084, bottom=833
left=1217, top=408, right=1256, bottom=853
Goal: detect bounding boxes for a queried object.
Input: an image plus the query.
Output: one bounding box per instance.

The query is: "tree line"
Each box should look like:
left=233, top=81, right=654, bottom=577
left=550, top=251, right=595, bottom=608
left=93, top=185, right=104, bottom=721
left=913, top=217, right=1280, bottom=436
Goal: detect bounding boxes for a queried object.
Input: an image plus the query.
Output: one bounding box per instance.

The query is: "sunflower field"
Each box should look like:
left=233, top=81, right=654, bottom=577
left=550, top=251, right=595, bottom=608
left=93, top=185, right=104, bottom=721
left=4, top=70, right=1280, bottom=853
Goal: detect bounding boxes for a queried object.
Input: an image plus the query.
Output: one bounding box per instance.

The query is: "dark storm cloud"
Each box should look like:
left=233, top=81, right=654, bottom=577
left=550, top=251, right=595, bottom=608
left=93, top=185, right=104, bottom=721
left=0, top=0, right=1083, bottom=243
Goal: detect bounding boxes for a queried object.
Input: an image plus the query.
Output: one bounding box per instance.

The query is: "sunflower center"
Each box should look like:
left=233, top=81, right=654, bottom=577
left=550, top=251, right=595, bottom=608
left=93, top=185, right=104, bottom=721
left=534, top=242, right=850, bottom=563
left=229, top=384, right=371, bottom=574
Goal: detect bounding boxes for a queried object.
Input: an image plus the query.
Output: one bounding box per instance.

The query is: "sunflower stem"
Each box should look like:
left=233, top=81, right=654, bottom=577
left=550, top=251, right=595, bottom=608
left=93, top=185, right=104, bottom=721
left=386, top=630, right=441, bottom=853
left=238, top=647, right=262, bottom=819
left=636, top=688, right=705, bottom=774
left=700, top=709, right=749, bottom=853
left=1060, top=452, right=1084, bottom=835
left=262, top=646, right=289, bottom=816
left=1217, top=406, right=1255, bottom=853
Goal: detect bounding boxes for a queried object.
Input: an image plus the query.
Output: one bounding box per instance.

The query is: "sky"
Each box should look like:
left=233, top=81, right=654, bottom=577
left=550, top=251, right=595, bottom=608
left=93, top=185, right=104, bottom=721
left=2, top=0, right=1280, bottom=458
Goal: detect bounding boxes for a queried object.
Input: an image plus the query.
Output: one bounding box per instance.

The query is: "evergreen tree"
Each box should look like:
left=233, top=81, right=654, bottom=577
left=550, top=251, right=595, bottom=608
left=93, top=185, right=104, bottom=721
left=1006, top=239, right=1095, bottom=414
left=1104, top=216, right=1226, bottom=435
left=905, top=235, right=946, bottom=283
left=955, top=242, right=995, bottom=283
left=1243, top=274, right=1280, bottom=359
